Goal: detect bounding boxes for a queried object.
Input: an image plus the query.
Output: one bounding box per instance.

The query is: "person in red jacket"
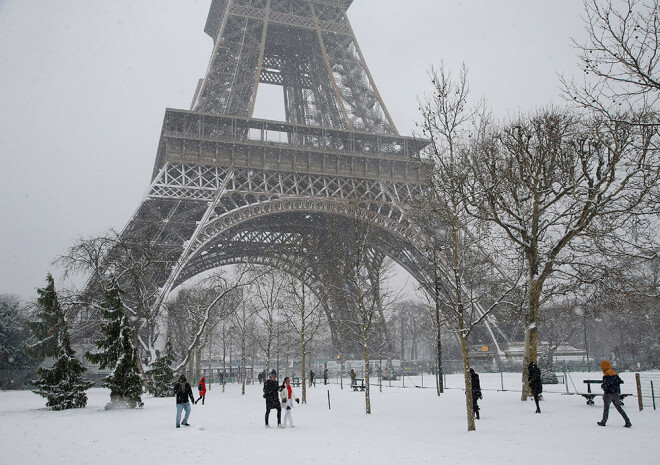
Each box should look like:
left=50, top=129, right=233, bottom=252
left=195, top=377, right=207, bottom=405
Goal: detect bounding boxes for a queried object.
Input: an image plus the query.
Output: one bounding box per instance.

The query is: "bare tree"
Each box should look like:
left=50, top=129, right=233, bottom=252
left=281, top=272, right=326, bottom=404
left=231, top=296, right=257, bottom=395
left=418, top=65, right=523, bottom=430
left=465, top=107, right=658, bottom=400
left=249, top=267, right=288, bottom=377
left=56, top=230, right=172, bottom=366
left=327, top=207, right=396, bottom=415
left=214, top=321, right=233, bottom=392
left=564, top=0, right=660, bottom=118
left=167, top=270, right=247, bottom=377
left=391, top=300, right=428, bottom=361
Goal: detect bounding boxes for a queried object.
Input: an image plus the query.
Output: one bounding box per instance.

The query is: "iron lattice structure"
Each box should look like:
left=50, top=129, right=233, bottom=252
left=110, top=0, right=506, bottom=354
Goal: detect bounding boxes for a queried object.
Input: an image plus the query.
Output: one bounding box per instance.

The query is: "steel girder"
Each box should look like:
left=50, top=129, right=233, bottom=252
left=170, top=212, right=417, bottom=351
left=96, top=0, right=509, bottom=356
left=147, top=162, right=425, bottom=252
left=195, top=0, right=396, bottom=135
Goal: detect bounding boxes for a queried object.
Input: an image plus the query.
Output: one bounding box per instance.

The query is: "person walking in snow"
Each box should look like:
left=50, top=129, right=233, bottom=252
left=469, top=367, right=483, bottom=419
left=309, top=369, right=315, bottom=387
left=597, top=360, right=632, bottom=428
left=323, top=368, right=329, bottom=385
left=350, top=369, right=357, bottom=386
left=174, top=375, right=195, bottom=428
left=195, top=377, right=207, bottom=405
left=263, top=370, right=283, bottom=428
left=527, top=362, right=543, bottom=413
left=281, top=376, right=300, bottom=427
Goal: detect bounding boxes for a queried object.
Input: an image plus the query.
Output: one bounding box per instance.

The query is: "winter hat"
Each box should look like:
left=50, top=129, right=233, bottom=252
left=270, top=369, right=277, bottom=377
left=179, top=375, right=187, bottom=382
left=600, top=360, right=617, bottom=376
left=201, top=377, right=205, bottom=381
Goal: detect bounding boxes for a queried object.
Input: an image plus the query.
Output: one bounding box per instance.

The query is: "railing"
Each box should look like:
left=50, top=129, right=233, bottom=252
left=162, top=109, right=428, bottom=162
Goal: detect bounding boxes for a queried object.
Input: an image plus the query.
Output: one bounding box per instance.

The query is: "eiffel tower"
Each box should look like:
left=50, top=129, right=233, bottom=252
left=112, top=0, right=506, bottom=356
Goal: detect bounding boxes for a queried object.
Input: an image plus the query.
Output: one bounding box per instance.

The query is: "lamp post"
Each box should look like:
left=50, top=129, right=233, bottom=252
left=575, top=305, right=589, bottom=372
left=584, top=319, right=590, bottom=372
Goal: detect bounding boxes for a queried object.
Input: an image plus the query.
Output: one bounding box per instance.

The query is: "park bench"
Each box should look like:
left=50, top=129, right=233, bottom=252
left=581, top=379, right=631, bottom=405
left=351, top=378, right=366, bottom=391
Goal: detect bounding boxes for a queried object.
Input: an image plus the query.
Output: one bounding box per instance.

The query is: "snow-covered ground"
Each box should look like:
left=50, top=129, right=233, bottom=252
left=1, top=371, right=658, bottom=465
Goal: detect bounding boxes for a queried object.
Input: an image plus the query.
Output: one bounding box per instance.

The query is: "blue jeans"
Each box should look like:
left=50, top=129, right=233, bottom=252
left=176, top=402, right=191, bottom=427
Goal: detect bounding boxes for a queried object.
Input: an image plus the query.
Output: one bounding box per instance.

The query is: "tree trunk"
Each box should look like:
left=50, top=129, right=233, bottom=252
left=460, top=331, right=476, bottom=432
left=301, top=346, right=307, bottom=404
left=379, top=354, right=383, bottom=393
left=340, top=359, right=343, bottom=390
left=221, top=331, right=227, bottom=393
left=364, top=332, right=371, bottom=414
left=207, top=333, right=213, bottom=390
left=241, top=337, right=246, bottom=395
left=435, top=347, right=441, bottom=396
left=521, top=281, right=541, bottom=400
left=195, top=347, right=202, bottom=385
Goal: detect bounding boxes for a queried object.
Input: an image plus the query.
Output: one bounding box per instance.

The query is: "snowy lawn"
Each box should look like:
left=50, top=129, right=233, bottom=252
left=1, top=372, right=658, bottom=465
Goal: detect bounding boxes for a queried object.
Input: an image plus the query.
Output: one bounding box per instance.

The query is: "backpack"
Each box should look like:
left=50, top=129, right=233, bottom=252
left=198, top=382, right=203, bottom=391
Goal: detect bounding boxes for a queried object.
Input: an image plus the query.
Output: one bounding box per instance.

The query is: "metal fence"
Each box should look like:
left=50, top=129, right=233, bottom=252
left=637, top=373, right=659, bottom=411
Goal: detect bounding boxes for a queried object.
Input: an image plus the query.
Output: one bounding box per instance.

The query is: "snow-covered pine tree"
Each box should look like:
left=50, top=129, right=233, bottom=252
left=86, top=276, right=143, bottom=409
left=28, top=274, right=93, bottom=410
left=146, top=339, right=175, bottom=397
left=384, top=358, right=396, bottom=380
left=538, top=351, right=558, bottom=384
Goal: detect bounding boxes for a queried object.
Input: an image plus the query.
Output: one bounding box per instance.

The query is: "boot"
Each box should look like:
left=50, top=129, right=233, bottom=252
left=535, top=408, right=541, bottom=413
left=624, top=421, right=632, bottom=428
left=597, top=421, right=606, bottom=426
left=475, top=411, right=480, bottom=420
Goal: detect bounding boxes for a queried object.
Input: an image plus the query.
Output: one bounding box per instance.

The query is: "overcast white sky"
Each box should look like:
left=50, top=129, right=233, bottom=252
left=0, top=0, right=587, bottom=299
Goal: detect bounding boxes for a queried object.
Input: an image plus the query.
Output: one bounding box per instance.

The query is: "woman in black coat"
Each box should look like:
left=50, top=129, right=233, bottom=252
left=263, top=370, right=283, bottom=427
left=527, top=362, right=543, bottom=413
left=469, top=367, right=482, bottom=419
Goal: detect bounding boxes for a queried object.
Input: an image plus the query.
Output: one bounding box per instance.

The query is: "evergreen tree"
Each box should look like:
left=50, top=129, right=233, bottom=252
left=0, top=295, right=35, bottom=370
left=145, top=339, right=175, bottom=397
left=27, top=274, right=62, bottom=359
left=538, top=351, right=558, bottom=384
left=384, top=358, right=396, bottom=380
left=29, top=274, right=93, bottom=410
left=86, top=276, right=143, bottom=408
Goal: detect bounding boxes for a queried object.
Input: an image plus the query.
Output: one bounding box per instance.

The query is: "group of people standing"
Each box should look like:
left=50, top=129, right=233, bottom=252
left=469, top=360, right=631, bottom=428
left=173, top=375, right=207, bottom=428
left=174, top=359, right=633, bottom=429
left=307, top=369, right=329, bottom=386
left=263, top=370, right=299, bottom=428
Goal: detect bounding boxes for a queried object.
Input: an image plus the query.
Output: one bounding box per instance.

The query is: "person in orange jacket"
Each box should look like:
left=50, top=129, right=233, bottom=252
left=597, top=360, right=631, bottom=428
left=195, top=377, right=207, bottom=405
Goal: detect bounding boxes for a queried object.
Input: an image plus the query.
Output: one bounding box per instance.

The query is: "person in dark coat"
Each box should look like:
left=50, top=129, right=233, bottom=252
left=527, top=362, right=543, bottom=413
left=309, top=370, right=315, bottom=387
left=195, top=377, right=207, bottom=405
left=174, top=375, right=195, bottom=428
left=597, top=360, right=631, bottom=427
left=263, top=369, right=283, bottom=428
left=323, top=368, right=329, bottom=385
left=469, top=367, right=482, bottom=419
